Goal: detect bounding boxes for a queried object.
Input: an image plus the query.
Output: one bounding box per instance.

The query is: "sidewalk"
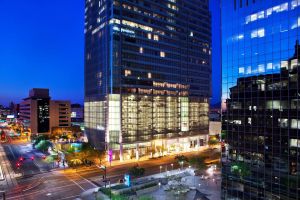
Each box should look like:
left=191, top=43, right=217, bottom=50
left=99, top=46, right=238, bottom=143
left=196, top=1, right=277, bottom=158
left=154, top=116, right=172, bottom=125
left=79, top=187, right=109, bottom=200
left=101, top=146, right=210, bottom=168
left=0, top=144, right=18, bottom=190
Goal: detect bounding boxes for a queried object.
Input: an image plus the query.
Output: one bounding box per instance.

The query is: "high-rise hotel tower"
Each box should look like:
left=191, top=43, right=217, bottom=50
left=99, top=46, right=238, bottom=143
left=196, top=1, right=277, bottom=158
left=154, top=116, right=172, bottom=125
left=84, top=0, right=211, bottom=161
left=222, top=0, right=300, bottom=199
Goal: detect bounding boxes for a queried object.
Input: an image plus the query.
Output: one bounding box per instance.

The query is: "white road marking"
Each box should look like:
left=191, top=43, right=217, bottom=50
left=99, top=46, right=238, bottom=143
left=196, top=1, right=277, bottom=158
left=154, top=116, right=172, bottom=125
left=70, top=179, right=85, bottom=191
left=57, top=195, right=80, bottom=200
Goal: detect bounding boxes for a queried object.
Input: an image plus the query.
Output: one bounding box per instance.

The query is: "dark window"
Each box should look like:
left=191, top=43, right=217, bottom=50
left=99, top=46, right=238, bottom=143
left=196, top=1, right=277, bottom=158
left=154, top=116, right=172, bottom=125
left=234, top=0, right=237, bottom=10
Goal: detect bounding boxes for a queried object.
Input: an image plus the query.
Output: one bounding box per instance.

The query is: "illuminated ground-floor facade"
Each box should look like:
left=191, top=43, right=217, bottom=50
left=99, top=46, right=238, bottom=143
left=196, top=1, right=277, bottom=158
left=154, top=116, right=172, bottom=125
left=85, top=94, right=209, bottom=161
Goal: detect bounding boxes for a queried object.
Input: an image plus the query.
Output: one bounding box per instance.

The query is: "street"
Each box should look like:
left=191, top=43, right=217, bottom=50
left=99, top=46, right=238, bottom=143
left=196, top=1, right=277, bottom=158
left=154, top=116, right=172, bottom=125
left=0, top=125, right=220, bottom=199
left=3, top=147, right=219, bottom=199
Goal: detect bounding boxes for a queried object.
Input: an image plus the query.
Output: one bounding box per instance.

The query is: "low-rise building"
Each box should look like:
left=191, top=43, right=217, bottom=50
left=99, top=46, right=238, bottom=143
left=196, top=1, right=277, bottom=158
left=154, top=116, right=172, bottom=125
left=19, top=88, right=71, bottom=135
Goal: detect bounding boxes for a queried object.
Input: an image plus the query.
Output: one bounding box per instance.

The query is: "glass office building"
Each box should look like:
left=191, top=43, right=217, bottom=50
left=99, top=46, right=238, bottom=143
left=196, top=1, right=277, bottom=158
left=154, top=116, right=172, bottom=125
left=222, top=0, right=300, bottom=199
left=84, top=0, right=211, bottom=161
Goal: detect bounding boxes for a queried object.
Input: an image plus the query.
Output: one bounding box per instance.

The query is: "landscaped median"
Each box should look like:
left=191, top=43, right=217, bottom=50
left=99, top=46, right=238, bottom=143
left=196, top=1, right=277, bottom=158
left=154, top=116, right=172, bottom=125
left=99, top=180, right=158, bottom=200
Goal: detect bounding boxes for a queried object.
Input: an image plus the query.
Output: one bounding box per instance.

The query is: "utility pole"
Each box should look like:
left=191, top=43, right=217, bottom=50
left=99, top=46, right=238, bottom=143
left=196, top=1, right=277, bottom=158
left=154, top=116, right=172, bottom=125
left=100, top=165, right=107, bottom=188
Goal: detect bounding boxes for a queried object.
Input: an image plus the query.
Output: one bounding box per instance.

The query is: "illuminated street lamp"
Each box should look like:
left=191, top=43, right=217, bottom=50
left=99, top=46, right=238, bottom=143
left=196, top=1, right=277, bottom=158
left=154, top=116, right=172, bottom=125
left=160, top=165, right=162, bottom=174
left=207, top=166, right=214, bottom=176
left=180, top=161, right=184, bottom=170
left=171, top=163, right=174, bottom=171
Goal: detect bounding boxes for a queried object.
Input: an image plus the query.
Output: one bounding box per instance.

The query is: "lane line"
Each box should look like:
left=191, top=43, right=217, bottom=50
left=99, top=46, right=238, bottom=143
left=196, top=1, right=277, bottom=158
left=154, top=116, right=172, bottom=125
left=7, top=181, right=85, bottom=199
left=57, top=195, right=80, bottom=200
left=75, top=173, right=98, bottom=187
left=69, top=179, right=85, bottom=191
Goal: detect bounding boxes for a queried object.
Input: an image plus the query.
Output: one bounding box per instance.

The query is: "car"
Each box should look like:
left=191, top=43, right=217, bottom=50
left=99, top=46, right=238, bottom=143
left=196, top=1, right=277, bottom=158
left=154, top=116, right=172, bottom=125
left=16, top=162, right=21, bottom=168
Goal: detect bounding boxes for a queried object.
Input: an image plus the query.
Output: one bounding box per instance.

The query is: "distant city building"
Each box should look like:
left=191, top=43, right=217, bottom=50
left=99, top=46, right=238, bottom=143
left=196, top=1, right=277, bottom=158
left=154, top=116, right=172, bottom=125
left=209, top=110, right=221, bottom=121
left=222, top=1, right=300, bottom=199
left=209, top=121, right=221, bottom=136
left=84, top=0, right=211, bottom=161
left=0, top=105, right=11, bottom=120
left=71, top=104, right=84, bottom=122
left=13, top=104, right=20, bottom=118
left=19, top=88, right=71, bottom=135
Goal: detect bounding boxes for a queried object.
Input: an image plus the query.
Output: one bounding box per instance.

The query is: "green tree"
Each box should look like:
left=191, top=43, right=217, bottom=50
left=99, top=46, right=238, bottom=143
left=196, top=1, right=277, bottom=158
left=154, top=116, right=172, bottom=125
left=45, top=155, right=55, bottom=163
left=128, top=165, right=145, bottom=178
left=175, top=155, right=188, bottom=166
left=221, top=131, right=226, bottom=140
left=35, top=140, right=52, bottom=152
left=189, top=155, right=207, bottom=170
left=231, top=162, right=250, bottom=178
left=81, top=143, right=106, bottom=164
left=208, top=137, right=219, bottom=146
left=33, top=135, right=49, bottom=146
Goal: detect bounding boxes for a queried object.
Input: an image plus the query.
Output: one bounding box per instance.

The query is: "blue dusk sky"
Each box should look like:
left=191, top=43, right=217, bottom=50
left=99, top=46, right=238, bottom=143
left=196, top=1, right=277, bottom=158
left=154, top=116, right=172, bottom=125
left=0, top=0, right=221, bottom=106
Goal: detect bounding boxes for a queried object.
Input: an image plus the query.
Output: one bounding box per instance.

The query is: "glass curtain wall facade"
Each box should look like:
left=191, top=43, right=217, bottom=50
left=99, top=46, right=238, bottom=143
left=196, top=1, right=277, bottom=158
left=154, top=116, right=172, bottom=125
left=222, top=0, right=300, bottom=199
left=85, top=0, right=211, bottom=161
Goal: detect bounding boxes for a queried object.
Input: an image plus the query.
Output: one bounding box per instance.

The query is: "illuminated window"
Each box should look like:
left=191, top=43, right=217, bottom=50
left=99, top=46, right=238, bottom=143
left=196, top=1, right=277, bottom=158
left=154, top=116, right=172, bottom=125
left=139, top=47, right=144, bottom=54
left=257, top=28, right=265, bottom=37
left=280, top=3, right=288, bottom=11
left=147, top=33, right=152, bottom=39
left=291, top=0, right=299, bottom=10
left=291, top=59, right=298, bottom=70
left=267, top=63, right=273, bottom=70
left=290, top=139, right=300, bottom=147
left=160, top=51, right=165, bottom=57
left=190, top=32, right=193, bottom=37
left=122, top=20, right=153, bottom=31
left=251, top=28, right=265, bottom=38
left=246, top=66, right=252, bottom=74
left=266, top=8, right=272, bottom=16
left=245, top=16, right=251, bottom=24
left=258, top=64, right=265, bottom=73
left=291, top=120, right=300, bottom=129
left=273, top=5, right=280, bottom=13
left=125, top=70, right=131, bottom=76
left=148, top=73, right=152, bottom=79
left=248, top=117, right=252, bottom=125
left=257, top=11, right=264, bottom=19
left=251, top=31, right=257, bottom=38
left=281, top=61, right=288, bottom=70
left=153, top=35, right=159, bottom=41
left=250, top=13, right=257, bottom=21
left=238, top=34, right=244, bottom=39
left=239, top=67, right=245, bottom=74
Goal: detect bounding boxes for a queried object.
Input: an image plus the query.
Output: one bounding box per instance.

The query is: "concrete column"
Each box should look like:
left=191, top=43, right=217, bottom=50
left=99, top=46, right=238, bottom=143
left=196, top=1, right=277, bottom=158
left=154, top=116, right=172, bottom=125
left=135, top=143, right=139, bottom=160
left=119, top=143, right=123, bottom=161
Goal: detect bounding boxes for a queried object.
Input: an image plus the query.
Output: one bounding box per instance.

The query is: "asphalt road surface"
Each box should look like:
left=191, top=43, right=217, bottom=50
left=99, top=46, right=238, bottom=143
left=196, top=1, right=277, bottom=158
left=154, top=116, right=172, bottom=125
left=5, top=148, right=220, bottom=200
